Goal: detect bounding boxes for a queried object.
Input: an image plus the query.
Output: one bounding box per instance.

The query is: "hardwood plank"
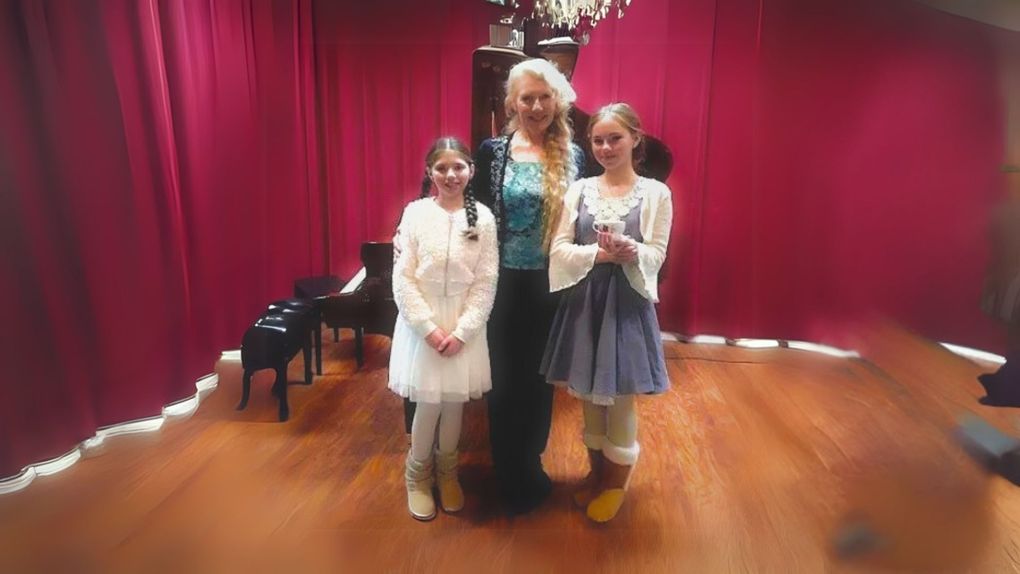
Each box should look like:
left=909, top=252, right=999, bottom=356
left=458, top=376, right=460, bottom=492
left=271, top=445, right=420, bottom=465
left=1, top=325, right=1019, bottom=572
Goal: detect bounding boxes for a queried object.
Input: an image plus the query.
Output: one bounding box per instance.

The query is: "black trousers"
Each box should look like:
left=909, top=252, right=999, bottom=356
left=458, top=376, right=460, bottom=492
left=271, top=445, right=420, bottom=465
left=486, top=267, right=560, bottom=502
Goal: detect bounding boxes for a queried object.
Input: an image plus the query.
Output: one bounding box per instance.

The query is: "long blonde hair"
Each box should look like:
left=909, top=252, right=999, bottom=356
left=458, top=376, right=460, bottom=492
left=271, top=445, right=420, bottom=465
left=504, top=59, right=577, bottom=252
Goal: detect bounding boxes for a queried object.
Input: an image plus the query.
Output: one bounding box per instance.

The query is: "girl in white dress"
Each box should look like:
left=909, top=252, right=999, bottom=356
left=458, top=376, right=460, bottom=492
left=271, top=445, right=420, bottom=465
left=388, top=137, right=499, bottom=520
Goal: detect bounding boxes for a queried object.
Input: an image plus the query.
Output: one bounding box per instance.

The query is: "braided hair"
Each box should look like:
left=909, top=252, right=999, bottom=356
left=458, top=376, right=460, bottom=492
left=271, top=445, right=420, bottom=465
left=503, top=59, right=577, bottom=252
left=419, top=171, right=432, bottom=199
left=463, top=180, right=479, bottom=240
left=421, top=136, right=479, bottom=240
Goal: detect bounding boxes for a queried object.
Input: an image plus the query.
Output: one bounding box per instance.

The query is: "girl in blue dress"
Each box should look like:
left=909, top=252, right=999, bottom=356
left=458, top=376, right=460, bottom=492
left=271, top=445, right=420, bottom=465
left=542, top=103, right=673, bottom=522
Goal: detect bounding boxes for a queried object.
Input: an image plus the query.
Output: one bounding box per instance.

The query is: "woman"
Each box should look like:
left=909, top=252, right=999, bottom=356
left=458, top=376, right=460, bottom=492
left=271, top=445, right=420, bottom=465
left=473, top=58, right=586, bottom=514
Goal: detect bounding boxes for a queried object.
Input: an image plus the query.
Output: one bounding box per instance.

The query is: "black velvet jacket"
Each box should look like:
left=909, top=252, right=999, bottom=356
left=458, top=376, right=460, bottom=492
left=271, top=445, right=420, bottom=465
left=472, top=134, right=587, bottom=252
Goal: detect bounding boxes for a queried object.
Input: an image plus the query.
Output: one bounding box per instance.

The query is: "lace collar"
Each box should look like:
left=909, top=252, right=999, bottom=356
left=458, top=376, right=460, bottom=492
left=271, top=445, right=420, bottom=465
left=581, top=177, right=646, bottom=221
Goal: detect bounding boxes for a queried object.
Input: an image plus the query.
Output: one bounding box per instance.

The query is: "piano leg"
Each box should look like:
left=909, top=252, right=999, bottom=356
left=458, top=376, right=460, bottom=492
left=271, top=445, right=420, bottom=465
left=334, top=328, right=339, bottom=342
left=355, top=328, right=365, bottom=369
left=403, top=398, right=416, bottom=434
left=315, top=323, right=323, bottom=375
left=238, top=369, right=253, bottom=411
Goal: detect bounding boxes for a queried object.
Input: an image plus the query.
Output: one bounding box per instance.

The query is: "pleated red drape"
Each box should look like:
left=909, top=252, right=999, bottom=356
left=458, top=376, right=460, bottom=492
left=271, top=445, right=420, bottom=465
left=571, top=0, right=1013, bottom=349
left=0, top=0, right=322, bottom=476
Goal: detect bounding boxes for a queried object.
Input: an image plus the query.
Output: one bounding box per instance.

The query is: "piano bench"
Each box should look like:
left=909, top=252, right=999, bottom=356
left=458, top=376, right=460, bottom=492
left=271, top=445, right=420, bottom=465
left=268, top=298, right=320, bottom=382
left=238, top=307, right=316, bottom=422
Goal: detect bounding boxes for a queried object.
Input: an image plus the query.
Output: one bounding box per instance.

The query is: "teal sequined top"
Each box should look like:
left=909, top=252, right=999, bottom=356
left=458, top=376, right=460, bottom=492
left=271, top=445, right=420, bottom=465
left=472, top=136, right=587, bottom=268
left=501, top=160, right=546, bottom=269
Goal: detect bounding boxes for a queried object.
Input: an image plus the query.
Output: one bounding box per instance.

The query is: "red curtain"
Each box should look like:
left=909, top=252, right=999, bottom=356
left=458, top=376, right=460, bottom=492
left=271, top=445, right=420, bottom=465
left=572, top=0, right=1015, bottom=350
left=0, top=0, right=1016, bottom=477
left=312, top=0, right=503, bottom=277
left=0, top=0, right=321, bottom=477
left=158, top=0, right=324, bottom=362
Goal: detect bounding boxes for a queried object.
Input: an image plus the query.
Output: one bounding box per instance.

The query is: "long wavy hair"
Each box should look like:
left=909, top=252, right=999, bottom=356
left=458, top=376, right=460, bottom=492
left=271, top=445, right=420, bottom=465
left=503, top=58, right=577, bottom=252
left=419, top=137, right=479, bottom=240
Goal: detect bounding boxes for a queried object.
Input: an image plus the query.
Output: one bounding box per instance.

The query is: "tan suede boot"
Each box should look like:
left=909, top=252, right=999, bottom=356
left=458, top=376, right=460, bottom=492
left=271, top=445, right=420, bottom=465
left=572, top=448, right=605, bottom=508
left=405, top=452, right=436, bottom=521
left=586, top=459, right=635, bottom=523
left=434, top=449, right=464, bottom=513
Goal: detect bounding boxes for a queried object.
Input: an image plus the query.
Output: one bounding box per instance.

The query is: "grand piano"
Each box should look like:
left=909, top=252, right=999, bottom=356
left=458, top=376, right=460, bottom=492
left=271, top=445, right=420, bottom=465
left=301, top=243, right=412, bottom=432
left=319, top=243, right=398, bottom=371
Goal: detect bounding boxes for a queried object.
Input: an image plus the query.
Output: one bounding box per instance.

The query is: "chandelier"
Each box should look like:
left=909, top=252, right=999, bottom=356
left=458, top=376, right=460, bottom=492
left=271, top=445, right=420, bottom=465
left=531, top=0, right=633, bottom=33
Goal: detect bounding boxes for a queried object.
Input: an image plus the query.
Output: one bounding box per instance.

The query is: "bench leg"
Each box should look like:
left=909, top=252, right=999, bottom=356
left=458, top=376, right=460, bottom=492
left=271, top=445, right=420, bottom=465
left=238, top=368, right=254, bottom=411
left=302, top=335, right=313, bottom=385
left=333, top=328, right=339, bottom=342
left=275, top=365, right=290, bottom=422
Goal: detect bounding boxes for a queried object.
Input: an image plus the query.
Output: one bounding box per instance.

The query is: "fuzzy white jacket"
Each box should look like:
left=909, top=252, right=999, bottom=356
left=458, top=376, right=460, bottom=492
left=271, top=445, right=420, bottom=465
left=548, top=177, right=673, bottom=302
left=393, top=198, right=499, bottom=342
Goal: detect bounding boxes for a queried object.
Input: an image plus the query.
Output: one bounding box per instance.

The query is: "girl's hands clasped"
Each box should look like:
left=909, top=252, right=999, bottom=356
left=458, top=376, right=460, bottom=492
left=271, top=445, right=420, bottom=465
left=595, top=232, right=638, bottom=264
left=426, top=327, right=464, bottom=357
left=438, top=334, right=463, bottom=357
left=425, top=328, right=447, bottom=351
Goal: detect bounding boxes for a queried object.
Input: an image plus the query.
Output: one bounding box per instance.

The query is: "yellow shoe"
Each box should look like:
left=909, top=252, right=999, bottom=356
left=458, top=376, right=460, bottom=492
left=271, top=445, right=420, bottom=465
left=585, top=456, right=634, bottom=523
left=586, top=488, right=627, bottom=523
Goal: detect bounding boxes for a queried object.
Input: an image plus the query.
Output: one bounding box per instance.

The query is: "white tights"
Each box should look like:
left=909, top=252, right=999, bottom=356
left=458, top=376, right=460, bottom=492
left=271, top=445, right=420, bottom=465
left=410, top=401, right=463, bottom=462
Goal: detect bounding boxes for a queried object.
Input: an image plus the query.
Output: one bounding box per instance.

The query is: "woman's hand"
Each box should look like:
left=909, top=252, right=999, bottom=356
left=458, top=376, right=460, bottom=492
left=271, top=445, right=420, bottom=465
left=425, top=328, right=448, bottom=351
left=392, top=230, right=402, bottom=262
left=438, top=334, right=464, bottom=357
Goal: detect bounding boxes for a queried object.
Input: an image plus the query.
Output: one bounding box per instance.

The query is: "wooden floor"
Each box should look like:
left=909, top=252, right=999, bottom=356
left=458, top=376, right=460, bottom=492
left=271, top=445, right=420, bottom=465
left=2, top=322, right=1020, bottom=573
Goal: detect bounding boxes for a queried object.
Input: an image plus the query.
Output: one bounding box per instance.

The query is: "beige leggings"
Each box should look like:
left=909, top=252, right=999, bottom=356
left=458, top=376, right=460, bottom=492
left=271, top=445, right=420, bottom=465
left=582, top=395, right=640, bottom=465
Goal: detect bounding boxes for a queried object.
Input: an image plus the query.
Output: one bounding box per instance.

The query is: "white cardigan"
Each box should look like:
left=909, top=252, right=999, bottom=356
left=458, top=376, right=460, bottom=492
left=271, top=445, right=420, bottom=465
left=392, top=198, right=499, bottom=342
left=548, top=176, right=673, bottom=302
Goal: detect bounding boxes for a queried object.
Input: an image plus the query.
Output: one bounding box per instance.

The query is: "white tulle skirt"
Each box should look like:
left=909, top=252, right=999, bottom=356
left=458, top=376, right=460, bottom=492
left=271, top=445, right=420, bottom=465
left=388, top=292, right=492, bottom=404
